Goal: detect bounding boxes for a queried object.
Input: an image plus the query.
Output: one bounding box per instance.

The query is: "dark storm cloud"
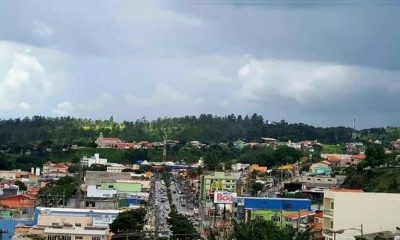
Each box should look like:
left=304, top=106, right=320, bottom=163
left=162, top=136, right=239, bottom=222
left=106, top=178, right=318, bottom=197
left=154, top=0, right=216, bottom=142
left=0, top=0, right=399, bottom=128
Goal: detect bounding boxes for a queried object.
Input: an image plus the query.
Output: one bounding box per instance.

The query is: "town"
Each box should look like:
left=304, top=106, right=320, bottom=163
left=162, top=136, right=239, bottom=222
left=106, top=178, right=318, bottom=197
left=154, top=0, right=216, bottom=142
left=1, top=129, right=400, bottom=240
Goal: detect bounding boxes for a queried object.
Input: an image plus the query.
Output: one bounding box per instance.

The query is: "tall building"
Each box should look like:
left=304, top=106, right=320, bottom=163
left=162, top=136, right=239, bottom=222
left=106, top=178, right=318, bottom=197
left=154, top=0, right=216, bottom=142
left=323, top=189, right=400, bottom=240
left=199, top=172, right=238, bottom=200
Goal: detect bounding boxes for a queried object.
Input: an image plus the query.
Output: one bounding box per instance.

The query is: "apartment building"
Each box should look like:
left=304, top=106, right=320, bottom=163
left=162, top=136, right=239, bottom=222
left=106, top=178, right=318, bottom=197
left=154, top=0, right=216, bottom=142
left=323, top=189, right=400, bottom=240
left=199, top=172, right=238, bottom=200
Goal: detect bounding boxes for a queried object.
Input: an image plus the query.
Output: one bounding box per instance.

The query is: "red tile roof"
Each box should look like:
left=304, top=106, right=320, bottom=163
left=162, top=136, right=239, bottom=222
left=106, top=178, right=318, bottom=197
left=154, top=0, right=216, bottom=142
left=325, top=156, right=340, bottom=162
left=315, top=212, right=323, bottom=218
left=351, top=154, right=366, bottom=160
left=284, top=211, right=315, bottom=219
left=311, top=222, right=323, bottom=232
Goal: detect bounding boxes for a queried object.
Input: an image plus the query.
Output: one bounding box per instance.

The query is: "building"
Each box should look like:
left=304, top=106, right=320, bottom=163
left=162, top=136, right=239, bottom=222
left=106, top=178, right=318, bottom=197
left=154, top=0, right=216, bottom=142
left=323, top=189, right=400, bottom=240
left=321, top=154, right=365, bottom=168
left=95, top=132, right=123, bottom=148
left=309, top=162, right=332, bottom=175
left=0, top=194, right=36, bottom=208
left=85, top=171, right=132, bottom=185
left=232, top=197, right=312, bottom=224
left=42, top=162, right=69, bottom=178
left=199, top=172, right=238, bottom=200
left=0, top=171, right=29, bottom=181
left=106, top=164, right=127, bottom=173
left=299, top=175, right=338, bottom=188
left=249, top=164, right=268, bottom=173
left=81, top=154, right=107, bottom=167
left=231, top=163, right=250, bottom=172
left=12, top=207, right=120, bottom=240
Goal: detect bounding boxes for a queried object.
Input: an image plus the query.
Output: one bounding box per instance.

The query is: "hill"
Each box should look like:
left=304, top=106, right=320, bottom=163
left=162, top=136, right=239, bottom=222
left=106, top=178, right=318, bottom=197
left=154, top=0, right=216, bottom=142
left=0, top=114, right=399, bottom=147
left=341, top=168, right=400, bottom=193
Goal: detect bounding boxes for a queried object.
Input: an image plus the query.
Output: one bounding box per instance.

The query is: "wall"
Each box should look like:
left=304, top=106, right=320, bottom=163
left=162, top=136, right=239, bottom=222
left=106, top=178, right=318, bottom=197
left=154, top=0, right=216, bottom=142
left=87, top=185, right=117, bottom=198
left=323, top=191, right=400, bottom=240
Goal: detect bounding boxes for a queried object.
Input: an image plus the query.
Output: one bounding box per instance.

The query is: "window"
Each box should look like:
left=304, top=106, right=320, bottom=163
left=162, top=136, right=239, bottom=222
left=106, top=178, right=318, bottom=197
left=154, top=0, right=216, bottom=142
left=317, top=178, right=321, bottom=181
left=92, top=237, right=101, bottom=240
left=330, top=202, right=334, bottom=210
left=76, top=237, right=83, bottom=240
left=108, top=185, right=114, bottom=188
left=330, top=221, right=333, bottom=228
left=328, top=179, right=332, bottom=181
left=75, top=223, right=81, bottom=227
left=307, top=178, right=311, bottom=181
left=271, top=216, right=280, bottom=222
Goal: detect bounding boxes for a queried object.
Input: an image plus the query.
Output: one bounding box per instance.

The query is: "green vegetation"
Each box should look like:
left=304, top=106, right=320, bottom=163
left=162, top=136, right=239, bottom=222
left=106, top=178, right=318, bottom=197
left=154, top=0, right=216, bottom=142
left=233, top=219, right=312, bottom=240
left=110, top=208, right=146, bottom=233
left=321, top=144, right=345, bottom=154
left=0, top=114, right=383, bottom=147
left=14, top=180, right=27, bottom=191
left=341, top=168, right=400, bottom=193
left=39, top=176, right=78, bottom=204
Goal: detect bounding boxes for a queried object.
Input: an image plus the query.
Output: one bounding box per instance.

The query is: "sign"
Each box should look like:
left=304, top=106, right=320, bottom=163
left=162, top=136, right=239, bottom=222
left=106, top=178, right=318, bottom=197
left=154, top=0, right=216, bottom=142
left=210, top=180, right=224, bottom=190
left=213, top=191, right=237, bottom=204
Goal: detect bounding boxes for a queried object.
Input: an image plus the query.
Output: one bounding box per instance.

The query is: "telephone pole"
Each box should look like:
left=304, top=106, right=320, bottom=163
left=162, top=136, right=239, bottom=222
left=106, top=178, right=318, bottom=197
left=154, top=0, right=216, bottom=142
left=75, top=157, right=84, bottom=208
left=162, top=128, right=167, bottom=162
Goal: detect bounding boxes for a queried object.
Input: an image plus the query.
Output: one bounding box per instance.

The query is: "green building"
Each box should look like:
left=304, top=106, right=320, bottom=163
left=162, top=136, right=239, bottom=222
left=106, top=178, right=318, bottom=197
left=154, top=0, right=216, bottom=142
left=101, top=182, right=142, bottom=193
left=200, top=172, right=238, bottom=200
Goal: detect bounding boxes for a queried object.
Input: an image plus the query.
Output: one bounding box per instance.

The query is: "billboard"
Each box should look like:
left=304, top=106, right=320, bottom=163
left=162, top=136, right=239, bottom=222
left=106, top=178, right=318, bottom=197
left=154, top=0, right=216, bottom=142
left=213, top=191, right=237, bottom=204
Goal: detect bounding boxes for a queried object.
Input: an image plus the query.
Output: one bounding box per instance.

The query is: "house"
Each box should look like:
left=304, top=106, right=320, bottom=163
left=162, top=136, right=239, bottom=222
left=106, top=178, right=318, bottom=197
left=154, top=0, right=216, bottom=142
left=95, top=132, right=123, bottom=148
left=309, top=161, right=332, bottom=175
left=323, top=189, right=400, bottom=240
left=283, top=210, right=315, bottom=230
left=0, top=194, right=36, bottom=208
left=249, top=164, right=268, bottom=173
left=42, top=162, right=69, bottom=178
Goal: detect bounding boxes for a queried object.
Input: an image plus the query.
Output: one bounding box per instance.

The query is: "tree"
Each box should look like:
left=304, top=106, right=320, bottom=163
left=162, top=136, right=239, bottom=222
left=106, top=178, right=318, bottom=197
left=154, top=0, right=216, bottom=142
left=15, top=180, right=27, bottom=191
left=109, top=208, right=146, bottom=234
left=233, top=219, right=295, bottom=240
left=169, top=212, right=200, bottom=240
left=251, top=182, right=264, bottom=197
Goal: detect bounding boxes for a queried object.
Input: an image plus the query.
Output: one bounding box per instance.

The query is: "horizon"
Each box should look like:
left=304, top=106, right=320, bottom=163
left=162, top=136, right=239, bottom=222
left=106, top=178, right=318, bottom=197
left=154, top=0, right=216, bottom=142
left=1, top=1, right=399, bottom=128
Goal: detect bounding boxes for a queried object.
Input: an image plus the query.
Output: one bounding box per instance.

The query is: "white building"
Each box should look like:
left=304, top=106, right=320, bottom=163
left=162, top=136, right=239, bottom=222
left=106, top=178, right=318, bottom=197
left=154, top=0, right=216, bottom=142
left=87, top=185, right=117, bottom=198
left=82, top=154, right=107, bottom=167
left=106, top=163, right=126, bottom=173
left=323, top=189, right=400, bottom=240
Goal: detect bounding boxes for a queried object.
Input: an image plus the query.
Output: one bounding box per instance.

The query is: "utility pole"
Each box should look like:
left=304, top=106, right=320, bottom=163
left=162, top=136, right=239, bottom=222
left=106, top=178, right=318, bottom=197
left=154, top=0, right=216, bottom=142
left=162, top=128, right=168, bottom=162
left=75, top=157, right=84, bottom=208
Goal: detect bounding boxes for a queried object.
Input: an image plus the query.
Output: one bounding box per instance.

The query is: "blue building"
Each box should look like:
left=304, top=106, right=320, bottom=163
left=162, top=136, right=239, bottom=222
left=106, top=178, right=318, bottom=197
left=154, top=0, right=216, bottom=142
left=233, top=197, right=312, bottom=221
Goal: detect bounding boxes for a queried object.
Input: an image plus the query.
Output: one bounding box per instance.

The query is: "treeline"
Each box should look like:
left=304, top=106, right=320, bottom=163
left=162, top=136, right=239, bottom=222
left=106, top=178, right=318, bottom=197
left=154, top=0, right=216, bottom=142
left=0, top=114, right=398, bottom=146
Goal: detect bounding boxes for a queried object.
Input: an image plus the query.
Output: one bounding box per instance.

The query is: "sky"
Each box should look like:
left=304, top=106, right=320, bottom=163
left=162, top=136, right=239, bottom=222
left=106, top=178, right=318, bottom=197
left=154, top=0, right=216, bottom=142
left=0, top=0, right=399, bottom=128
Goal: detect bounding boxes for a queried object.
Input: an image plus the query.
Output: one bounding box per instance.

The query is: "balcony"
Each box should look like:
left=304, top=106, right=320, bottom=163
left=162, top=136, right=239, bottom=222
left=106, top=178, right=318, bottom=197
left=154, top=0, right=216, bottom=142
left=324, top=209, right=334, bottom=217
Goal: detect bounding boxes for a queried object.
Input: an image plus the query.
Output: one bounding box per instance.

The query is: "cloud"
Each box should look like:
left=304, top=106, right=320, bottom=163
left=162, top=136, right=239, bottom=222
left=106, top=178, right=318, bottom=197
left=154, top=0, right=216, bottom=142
left=53, top=101, right=75, bottom=116
left=125, top=83, right=191, bottom=107
left=238, top=59, right=400, bottom=104
left=0, top=46, right=49, bottom=111
left=78, top=93, right=114, bottom=112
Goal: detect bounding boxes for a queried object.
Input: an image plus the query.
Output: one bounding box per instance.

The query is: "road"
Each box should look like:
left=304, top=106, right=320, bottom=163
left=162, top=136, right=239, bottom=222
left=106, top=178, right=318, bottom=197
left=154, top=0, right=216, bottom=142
left=151, top=178, right=172, bottom=238
left=170, top=177, right=202, bottom=230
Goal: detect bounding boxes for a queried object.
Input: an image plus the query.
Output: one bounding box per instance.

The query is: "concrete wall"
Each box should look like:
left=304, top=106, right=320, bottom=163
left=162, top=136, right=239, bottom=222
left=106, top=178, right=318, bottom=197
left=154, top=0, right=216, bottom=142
left=323, top=191, right=400, bottom=240
left=87, top=185, right=117, bottom=198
